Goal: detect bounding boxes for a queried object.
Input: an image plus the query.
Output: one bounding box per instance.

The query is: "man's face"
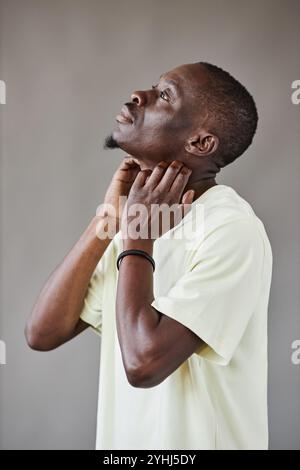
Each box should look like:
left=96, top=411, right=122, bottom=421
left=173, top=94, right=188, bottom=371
left=106, top=64, right=210, bottom=167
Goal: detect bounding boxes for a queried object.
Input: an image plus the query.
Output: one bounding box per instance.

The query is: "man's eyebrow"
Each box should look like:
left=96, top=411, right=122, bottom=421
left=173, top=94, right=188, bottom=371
left=158, top=75, right=180, bottom=91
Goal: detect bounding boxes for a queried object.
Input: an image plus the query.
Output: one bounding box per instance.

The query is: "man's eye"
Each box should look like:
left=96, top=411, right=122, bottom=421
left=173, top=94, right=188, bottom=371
left=159, top=90, right=169, bottom=101
left=152, top=85, right=169, bottom=101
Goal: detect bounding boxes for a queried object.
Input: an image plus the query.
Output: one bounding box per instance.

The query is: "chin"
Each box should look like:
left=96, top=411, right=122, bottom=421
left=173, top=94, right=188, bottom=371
left=109, top=127, right=158, bottom=167
left=111, top=130, right=136, bottom=155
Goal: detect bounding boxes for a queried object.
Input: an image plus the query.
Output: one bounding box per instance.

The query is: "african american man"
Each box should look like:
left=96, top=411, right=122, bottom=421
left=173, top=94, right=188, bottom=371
left=26, top=62, right=273, bottom=450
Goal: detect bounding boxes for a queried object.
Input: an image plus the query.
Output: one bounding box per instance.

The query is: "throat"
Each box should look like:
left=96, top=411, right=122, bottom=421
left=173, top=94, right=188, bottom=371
left=185, top=178, right=218, bottom=201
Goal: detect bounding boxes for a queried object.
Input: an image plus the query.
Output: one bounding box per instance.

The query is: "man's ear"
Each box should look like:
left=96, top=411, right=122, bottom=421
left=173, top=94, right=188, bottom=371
left=185, top=131, right=219, bottom=157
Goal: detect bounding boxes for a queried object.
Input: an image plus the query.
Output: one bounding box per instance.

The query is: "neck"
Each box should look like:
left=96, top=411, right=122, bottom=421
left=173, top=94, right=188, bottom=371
left=185, top=176, right=218, bottom=201
left=130, top=153, right=219, bottom=201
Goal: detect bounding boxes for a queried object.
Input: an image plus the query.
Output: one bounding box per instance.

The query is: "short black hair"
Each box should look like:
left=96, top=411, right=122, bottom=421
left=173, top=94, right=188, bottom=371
left=197, top=62, right=258, bottom=169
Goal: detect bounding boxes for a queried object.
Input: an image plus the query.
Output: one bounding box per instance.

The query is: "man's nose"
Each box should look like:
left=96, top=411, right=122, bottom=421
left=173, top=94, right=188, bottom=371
left=131, top=90, right=147, bottom=106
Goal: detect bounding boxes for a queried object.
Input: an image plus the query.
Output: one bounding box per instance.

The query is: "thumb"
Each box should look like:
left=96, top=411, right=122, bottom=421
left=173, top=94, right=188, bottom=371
left=123, top=155, right=141, bottom=168
left=182, top=189, right=195, bottom=205
left=180, top=189, right=195, bottom=218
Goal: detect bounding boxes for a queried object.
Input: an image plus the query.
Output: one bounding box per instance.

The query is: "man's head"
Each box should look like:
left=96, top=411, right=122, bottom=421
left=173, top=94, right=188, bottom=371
left=105, top=62, right=258, bottom=176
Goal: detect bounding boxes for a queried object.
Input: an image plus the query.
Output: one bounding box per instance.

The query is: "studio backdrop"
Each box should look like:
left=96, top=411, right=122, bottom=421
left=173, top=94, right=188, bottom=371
left=0, top=0, right=299, bottom=450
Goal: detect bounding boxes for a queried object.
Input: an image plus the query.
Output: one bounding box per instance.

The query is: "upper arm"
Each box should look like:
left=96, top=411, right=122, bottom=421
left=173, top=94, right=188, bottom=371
left=142, top=310, right=204, bottom=386
left=69, top=318, right=90, bottom=340
left=52, top=318, right=90, bottom=348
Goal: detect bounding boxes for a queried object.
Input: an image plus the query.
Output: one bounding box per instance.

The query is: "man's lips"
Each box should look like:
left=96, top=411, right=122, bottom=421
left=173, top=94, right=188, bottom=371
left=116, top=105, right=134, bottom=124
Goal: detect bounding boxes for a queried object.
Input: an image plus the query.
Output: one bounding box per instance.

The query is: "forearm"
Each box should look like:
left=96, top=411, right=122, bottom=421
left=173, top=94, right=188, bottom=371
left=26, top=216, right=114, bottom=350
left=116, top=240, right=203, bottom=388
left=115, top=239, right=162, bottom=374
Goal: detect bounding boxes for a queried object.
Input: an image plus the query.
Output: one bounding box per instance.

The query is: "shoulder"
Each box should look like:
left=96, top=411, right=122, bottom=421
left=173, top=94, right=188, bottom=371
left=186, top=185, right=267, bottom=263
left=197, top=184, right=256, bottom=227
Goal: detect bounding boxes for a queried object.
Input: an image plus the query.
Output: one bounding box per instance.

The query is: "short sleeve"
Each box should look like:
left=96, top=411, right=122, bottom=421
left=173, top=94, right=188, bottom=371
left=151, top=217, right=265, bottom=366
left=79, top=264, right=104, bottom=336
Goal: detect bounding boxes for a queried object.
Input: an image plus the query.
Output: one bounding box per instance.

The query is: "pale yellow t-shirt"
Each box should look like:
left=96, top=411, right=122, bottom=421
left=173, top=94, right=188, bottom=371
left=80, top=184, right=273, bottom=450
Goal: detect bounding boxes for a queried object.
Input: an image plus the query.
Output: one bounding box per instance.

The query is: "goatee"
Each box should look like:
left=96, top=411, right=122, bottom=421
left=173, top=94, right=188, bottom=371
left=103, top=134, right=120, bottom=149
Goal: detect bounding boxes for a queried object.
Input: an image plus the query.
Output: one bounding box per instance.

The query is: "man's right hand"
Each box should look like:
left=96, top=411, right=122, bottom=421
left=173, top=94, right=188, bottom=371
left=96, top=156, right=141, bottom=234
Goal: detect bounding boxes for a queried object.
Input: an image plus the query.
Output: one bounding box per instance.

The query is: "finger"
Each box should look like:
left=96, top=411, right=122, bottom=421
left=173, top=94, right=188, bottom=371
left=156, top=160, right=185, bottom=191
left=114, top=158, right=141, bottom=184
left=169, top=165, right=192, bottom=198
left=145, top=161, right=169, bottom=188
left=131, top=169, right=152, bottom=189
left=122, top=155, right=141, bottom=169
left=182, top=189, right=195, bottom=205
left=180, top=190, right=195, bottom=218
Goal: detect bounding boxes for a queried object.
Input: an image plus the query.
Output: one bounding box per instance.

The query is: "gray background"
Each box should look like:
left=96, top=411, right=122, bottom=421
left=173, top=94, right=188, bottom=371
left=0, top=0, right=299, bottom=450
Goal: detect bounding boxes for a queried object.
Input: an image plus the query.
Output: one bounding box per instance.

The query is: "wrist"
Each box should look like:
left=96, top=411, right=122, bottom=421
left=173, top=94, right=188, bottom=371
left=75, top=217, right=113, bottom=264
left=93, top=214, right=120, bottom=239
left=122, top=236, right=154, bottom=254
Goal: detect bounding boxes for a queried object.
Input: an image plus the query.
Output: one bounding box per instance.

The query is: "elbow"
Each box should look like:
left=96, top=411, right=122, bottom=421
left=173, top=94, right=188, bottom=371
left=125, top=359, right=163, bottom=389
left=126, top=367, right=158, bottom=389
left=24, top=326, right=45, bottom=351
left=24, top=322, right=55, bottom=352
left=120, top=335, right=165, bottom=388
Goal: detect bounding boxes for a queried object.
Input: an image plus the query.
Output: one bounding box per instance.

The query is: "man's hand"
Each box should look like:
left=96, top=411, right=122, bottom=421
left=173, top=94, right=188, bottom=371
left=120, top=160, right=195, bottom=242
left=97, top=156, right=141, bottom=233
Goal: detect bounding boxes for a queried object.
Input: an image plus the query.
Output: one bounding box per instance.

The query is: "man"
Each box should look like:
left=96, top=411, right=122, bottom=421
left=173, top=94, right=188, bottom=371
left=26, top=62, right=273, bottom=450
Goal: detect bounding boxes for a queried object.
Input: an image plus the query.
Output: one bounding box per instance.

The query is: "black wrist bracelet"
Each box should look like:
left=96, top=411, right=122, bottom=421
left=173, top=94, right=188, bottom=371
left=117, top=249, right=155, bottom=272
